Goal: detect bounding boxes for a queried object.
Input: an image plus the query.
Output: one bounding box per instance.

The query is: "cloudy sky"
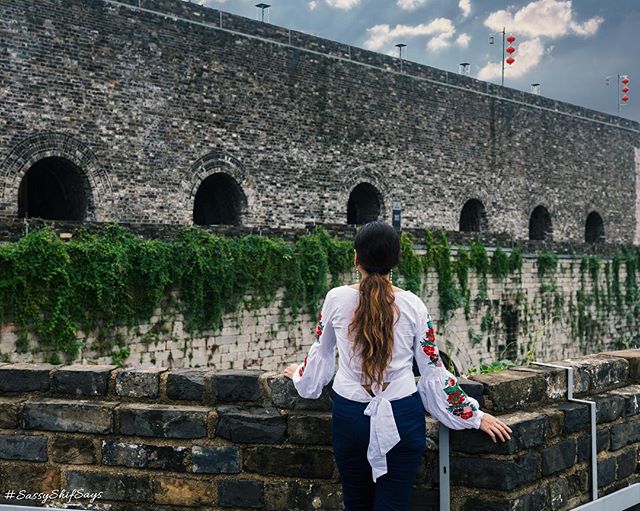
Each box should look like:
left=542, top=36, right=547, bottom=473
left=188, top=0, right=639, bottom=121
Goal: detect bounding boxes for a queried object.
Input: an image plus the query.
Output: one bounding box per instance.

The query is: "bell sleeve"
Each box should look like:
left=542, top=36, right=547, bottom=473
left=291, top=289, right=337, bottom=399
left=413, top=302, right=485, bottom=430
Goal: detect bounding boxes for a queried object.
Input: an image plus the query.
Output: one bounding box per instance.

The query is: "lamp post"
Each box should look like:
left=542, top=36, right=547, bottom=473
left=531, top=83, right=541, bottom=95
left=255, top=3, right=270, bottom=22
left=395, top=43, right=407, bottom=73
left=459, top=62, right=470, bottom=76
left=606, top=74, right=631, bottom=114
left=489, top=28, right=516, bottom=86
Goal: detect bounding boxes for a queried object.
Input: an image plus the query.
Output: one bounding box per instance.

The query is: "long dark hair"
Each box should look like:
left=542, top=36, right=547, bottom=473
left=348, top=221, right=401, bottom=387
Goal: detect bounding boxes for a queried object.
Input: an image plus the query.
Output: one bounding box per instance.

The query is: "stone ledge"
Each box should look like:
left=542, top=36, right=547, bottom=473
left=0, top=350, right=637, bottom=416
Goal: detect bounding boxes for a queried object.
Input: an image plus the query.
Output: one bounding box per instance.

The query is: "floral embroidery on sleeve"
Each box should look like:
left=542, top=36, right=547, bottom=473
left=443, top=376, right=478, bottom=420
left=315, top=312, right=324, bottom=343
left=298, top=355, right=308, bottom=377
left=419, top=318, right=444, bottom=368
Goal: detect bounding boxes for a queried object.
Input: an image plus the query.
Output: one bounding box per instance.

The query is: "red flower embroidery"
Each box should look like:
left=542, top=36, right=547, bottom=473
left=298, top=356, right=308, bottom=377
left=447, top=377, right=456, bottom=387
left=423, top=345, right=437, bottom=356
left=316, top=324, right=323, bottom=338
left=460, top=406, right=474, bottom=420
left=447, top=391, right=465, bottom=405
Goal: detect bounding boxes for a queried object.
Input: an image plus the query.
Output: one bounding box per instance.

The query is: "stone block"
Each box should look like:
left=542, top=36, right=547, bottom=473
left=219, top=479, right=263, bottom=508
left=211, top=370, right=264, bottom=402
left=597, top=455, right=616, bottom=488
left=266, top=374, right=333, bottom=411
left=541, top=438, right=577, bottom=475
left=460, top=482, right=550, bottom=511
left=606, top=384, right=640, bottom=416
left=53, top=364, right=115, bottom=396
left=119, top=404, right=209, bottom=438
left=102, top=440, right=187, bottom=471
left=616, top=447, right=637, bottom=480
left=216, top=406, right=286, bottom=443
left=192, top=445, right=240, bottom=474
left=0, top=363, right=53, bottom=392
left=115, top=367, right=166, bottom=399
left=288, top=413, right=332, bottom=445
left=450, top=452, right=539, bottom=490
left=610, top=418, right=640, bottom=450
left=577, top=427, right=609, bottom=461
left=24, top=399, right=117, bottom=434
left=468, top=370, right=545, bottom=413
left=166, top=368, right=207, bottom=401
left=558, top=355, right=629, bottom=394
left=592, top=393, right=626, bottom=423
left=152, top=475, right=217, bottom=506
left=51, top=436, right=97, bottom=464
left=451, top=410, right=548, bottom=455
left=0, top=398, right=22, bottom=428
left=0, top=464, right=60, bottom=503
left=548, top=401, right=590, bottom=433
left=601, top=350, right=640, bottom=382
left=457, top=377, right=484, bottom=408
left=0, top=434, right=47, bottom=461
left=66, top=470, right=150, bottom=502
left=512, top=364, right=568, bottom=399
left=263, top=481, right=344, bottom=511
left=243, top=446, right=335, bottom=479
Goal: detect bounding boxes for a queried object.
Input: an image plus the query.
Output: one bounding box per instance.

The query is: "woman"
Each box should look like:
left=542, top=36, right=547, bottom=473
left=282, top=221, right=511, bottom=510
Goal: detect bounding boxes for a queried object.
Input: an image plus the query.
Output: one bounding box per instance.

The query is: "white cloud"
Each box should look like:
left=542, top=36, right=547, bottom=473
left=459, top=0, right=471, bottom=18
left=484, top=0, right=603, bottom=39
left=427, top=33, right=452, bottom=51
left=456, top=33, right=470, bottom=48
left=308, top=0, right=318, bottom=10
left=325, top=0, right=360, bottom=9
left=364, top=18, right=455, bottom=52
left=397, top=0, right=428, bottom=10
left=477, top=38, right=547, bottom=80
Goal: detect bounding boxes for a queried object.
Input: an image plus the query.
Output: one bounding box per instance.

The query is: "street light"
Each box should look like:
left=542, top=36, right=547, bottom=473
left=606, top=74, right=630, bottom=114
left=395, top=43, right=407, bottom=73
left=459, top=62, right=471, bottom=76
left=530, top=83, right=541, bottom=95
left=488, top=28, right=516, bottom=86
left=255, top=3, right=270, bottom=22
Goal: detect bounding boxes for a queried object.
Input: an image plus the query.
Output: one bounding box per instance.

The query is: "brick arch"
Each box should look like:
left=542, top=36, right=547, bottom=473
left=0, top=133, right=112, bottom=220
left=340, top=165, right=391, bottom=222
left=186, top=151, right=254, bottom=225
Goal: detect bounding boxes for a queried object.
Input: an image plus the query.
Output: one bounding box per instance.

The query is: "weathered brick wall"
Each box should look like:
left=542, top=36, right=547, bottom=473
left=1, top=350, right=640, bottom=510
left=1, top=223, right=638, bottom=374
left=1, top=0, right=639, bottom=242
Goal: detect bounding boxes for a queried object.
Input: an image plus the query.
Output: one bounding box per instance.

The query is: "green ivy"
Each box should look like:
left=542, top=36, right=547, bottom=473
left=537, top=251, right=559, bottom=278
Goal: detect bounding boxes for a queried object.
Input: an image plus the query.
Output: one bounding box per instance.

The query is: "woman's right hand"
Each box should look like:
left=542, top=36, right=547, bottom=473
left=479, top=413, right=512, bottom=443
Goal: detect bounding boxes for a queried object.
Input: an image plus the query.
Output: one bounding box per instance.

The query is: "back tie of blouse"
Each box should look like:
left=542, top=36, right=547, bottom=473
left=333, top=368, right=418, bottom=482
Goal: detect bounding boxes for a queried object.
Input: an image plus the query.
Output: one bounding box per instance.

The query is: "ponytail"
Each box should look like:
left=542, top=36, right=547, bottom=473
left=348, top=271, right=400, bottom=388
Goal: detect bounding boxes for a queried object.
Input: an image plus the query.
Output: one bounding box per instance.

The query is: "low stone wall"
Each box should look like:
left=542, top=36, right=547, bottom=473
left=1, top=349, right=640, bottom=510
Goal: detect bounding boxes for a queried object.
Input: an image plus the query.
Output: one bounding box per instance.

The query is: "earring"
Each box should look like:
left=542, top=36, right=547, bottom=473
left=389, top=269, right=394, bottom=282
left=353, top=266, right=360, bottom=283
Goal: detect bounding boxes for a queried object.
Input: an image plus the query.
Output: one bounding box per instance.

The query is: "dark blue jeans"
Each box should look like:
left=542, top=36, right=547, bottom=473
left=331, top=389, right=426, bottom=511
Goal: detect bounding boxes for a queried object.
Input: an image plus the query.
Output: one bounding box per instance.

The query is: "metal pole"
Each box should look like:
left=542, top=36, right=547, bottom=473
left=501, top=27, right=505, bottom=87
left=439, top=424, right=450, bottom=511
left=617, top=73, right=621, bottom=114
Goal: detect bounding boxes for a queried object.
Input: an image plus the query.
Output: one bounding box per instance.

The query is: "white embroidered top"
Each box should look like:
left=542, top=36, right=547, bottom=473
left=292, top=285, right=485, bottom=481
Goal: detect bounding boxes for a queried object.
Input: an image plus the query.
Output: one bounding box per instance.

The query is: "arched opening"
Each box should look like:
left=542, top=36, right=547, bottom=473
left=18, top=156, right=89, bottom=220
left=459, top=199, right=487, bottom=232
left=193, top=172, right=246, bottom=225
left=585, top=211, right=604, bottom=243
left=529, top=205, right=553, bottom=241
left=347, top=183, right=381, bottom=225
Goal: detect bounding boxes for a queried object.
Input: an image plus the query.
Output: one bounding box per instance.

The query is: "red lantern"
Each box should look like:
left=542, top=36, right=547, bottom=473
left=506, top=34, right=516, bottom=43
left=506, top=56, right=515, bottom=65
left=622, top=77, right=630, bottom=85
left=506, top=46, right=516, bottom=54
left=622, top=86, right=630, bottom=93
left=622, top=95, right=629, bottom=103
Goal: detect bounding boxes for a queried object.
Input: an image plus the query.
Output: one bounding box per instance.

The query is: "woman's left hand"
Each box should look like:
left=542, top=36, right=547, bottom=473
left=282, top=363, right=299, bottom=379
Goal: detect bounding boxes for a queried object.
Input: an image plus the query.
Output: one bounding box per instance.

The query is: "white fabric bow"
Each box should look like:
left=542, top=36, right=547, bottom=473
left=363, top=393, right=401, bottom=482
